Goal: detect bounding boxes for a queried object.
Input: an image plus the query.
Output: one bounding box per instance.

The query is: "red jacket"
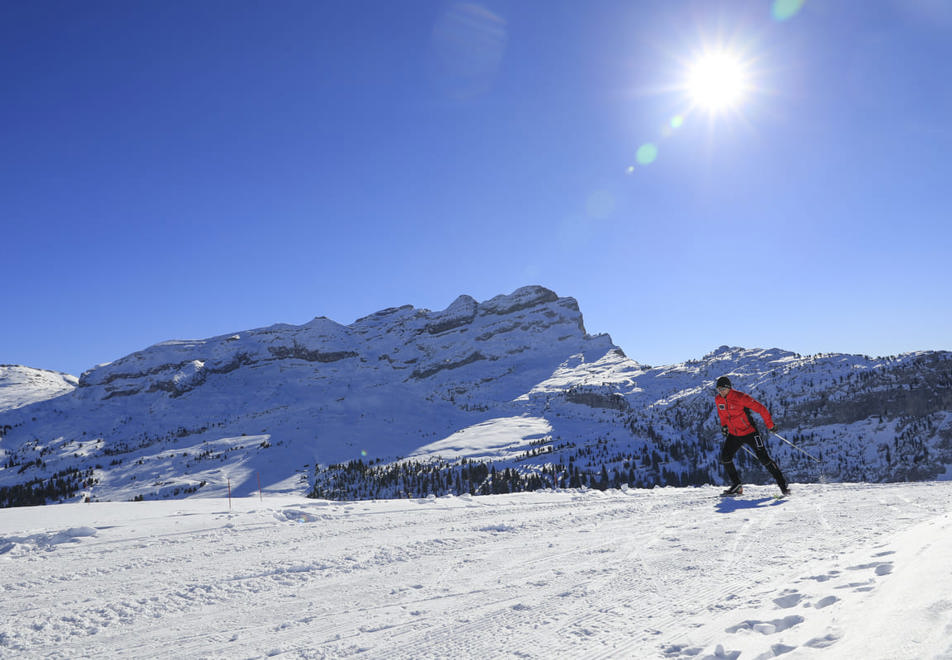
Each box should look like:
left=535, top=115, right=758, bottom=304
left=715, top=389, right=774, bottom=436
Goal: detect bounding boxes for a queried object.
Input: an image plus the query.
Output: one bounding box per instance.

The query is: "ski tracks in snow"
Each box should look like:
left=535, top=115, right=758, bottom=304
left=662, top=483, right=952, bottom=660
left=1, top=483, right=951, bottom=658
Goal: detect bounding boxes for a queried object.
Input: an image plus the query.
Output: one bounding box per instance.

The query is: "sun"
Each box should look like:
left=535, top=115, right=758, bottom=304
left=685, top=50, right=750, bottom=112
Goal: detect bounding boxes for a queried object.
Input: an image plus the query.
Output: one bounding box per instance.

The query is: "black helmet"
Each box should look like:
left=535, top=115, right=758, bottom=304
left=716, top=376, right=732, bottom=389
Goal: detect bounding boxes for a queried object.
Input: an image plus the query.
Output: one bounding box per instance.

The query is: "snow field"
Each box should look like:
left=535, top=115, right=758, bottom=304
left=1, top=482, right=951, bottom=659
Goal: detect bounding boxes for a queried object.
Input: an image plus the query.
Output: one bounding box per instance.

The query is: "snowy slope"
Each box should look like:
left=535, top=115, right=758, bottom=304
left=0, top=365, right=77, bottom=413
left=2, top=482, right=951, bottom=658
left=1, top=287, right=951, bottom=507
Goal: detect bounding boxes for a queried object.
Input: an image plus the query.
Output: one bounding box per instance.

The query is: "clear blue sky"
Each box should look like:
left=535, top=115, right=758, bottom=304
left=3, top=0, right=951, bottom=376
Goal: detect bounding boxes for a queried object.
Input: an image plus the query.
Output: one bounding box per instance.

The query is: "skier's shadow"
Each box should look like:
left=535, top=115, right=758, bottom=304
left=715, top=497, right=786, bottom=514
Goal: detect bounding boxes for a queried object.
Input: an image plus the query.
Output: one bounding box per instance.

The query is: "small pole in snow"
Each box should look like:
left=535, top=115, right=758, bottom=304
left=227, top=477, right=232, bottom=511
left=257, top=472, right=263, bottom=503
left=772, top=430, right=822, bottom=463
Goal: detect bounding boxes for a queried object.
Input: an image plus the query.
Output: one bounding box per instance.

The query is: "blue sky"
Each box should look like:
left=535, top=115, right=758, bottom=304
left=3, top=0, right=951, bottom=376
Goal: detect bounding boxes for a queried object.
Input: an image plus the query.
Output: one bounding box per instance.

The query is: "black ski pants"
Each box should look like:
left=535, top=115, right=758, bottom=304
left=720, top=431, right=786, bottom=488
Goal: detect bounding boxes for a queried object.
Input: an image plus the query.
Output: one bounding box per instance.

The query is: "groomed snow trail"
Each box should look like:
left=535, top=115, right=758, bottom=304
left=1, top=482, right=951, bottom=659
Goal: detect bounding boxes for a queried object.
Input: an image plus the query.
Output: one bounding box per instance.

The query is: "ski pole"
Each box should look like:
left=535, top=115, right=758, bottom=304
left=771, top=431, right=821, bottom=463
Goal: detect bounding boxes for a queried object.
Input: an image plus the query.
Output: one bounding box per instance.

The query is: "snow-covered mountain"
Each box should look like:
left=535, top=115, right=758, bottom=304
left=0, top=365, right=77, bottom=413
left=1, top=286, right=950, bottom=507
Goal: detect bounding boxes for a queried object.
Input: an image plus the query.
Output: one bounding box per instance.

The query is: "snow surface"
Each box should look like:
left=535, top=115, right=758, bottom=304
left=407, top=416, right=553, bottom=461
left=3, top=482, right=952, bottom=659
left=0, top=365, right=76, bottom=413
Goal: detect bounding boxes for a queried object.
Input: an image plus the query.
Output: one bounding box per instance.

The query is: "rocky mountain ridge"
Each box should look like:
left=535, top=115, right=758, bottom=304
left=1, top=286, right=950, bottom=507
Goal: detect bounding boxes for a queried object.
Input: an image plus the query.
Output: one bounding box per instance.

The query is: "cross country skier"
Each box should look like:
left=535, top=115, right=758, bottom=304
left=714, top=376, right=790, bottom=497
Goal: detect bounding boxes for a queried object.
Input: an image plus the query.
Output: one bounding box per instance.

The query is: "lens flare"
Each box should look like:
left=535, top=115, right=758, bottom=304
left=636, top=143, right=659, bottom=165
left=429, top=3, right=508, bottom=99
left=772, top=0, right=806, bottom=22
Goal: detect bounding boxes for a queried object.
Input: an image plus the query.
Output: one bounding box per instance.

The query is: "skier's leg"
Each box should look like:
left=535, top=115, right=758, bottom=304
left=720, top=435, right=742, bottom=486
left=749, top=433, right=788, bottom=492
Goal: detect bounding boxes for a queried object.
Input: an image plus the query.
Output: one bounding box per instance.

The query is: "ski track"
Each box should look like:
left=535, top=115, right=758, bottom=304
left=1, top=483, right=951, bottom=659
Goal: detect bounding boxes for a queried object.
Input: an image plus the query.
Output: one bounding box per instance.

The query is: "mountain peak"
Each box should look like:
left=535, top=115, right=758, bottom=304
left=480, top=285, right=559, bottom=315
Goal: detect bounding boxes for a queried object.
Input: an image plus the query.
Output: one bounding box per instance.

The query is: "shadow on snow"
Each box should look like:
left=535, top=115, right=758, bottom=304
left=715, top=496, right=787, bottom=514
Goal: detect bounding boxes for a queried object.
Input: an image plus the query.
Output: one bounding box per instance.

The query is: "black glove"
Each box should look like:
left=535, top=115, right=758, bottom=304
left=721, top=425, right=729, bottom=438
left=769, top=424, right=778, bottom=434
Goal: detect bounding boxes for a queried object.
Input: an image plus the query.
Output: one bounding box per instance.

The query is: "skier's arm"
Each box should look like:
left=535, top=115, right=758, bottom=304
left=739, top=392, right=774, bottom=429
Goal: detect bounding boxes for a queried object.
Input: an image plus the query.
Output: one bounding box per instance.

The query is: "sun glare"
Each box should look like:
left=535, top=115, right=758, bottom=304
left=685, top=50, right=750, bottom=112
left=629, top=35, right=766, bottom=172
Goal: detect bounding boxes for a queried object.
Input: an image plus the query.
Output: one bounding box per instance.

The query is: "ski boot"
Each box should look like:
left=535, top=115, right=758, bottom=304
left=720, top=483, right=744, bottom=497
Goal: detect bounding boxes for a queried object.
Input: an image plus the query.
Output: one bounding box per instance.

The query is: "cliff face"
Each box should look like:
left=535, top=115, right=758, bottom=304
left=73, top=285, right=605, bottom=398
